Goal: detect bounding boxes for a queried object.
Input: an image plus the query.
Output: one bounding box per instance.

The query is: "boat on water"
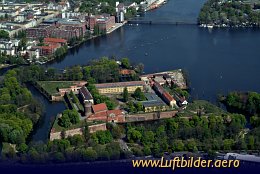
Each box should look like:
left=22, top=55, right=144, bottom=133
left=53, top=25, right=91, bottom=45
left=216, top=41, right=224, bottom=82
left=207, top=24, right=214, bottom=29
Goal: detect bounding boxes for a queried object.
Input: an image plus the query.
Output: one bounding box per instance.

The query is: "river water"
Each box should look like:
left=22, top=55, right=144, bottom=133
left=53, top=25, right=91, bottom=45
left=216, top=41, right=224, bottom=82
left=1, top=0, right=260, bottom=172
left=45, top=0, right=260, bottom=102
left=30, top=0, right=260, bottom=141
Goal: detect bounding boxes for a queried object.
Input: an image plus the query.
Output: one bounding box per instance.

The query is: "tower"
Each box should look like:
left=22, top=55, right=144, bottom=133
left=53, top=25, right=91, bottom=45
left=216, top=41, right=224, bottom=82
left=84, top=101, right=92, bottom=117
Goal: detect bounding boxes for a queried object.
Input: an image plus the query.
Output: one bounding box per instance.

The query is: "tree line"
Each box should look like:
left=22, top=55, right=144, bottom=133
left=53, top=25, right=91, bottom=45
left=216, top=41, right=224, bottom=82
left=0, top=70, right=43, bottom=147
left=14, top=57, right=142, bottom=83
left=125, top=113, right=256, bottom=158
left=198, top=0, right=260, bottom=27
left=223, top=91, right=260, bottom=117
left=1, top=123, right=129, bottom=164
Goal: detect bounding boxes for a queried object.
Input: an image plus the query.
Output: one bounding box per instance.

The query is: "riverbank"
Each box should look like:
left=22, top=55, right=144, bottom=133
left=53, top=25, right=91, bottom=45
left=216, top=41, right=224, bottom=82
left=33, top=23, right=126, bottom=66
left=198, top=0, right=260, bottom=28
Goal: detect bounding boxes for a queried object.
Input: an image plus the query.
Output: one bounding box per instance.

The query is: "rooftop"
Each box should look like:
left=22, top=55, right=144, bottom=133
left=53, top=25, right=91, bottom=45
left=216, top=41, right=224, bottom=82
left=142, top=100, right=166, bottom=108
left=44, top=37, right=67, bottom=43
left=79, top=86, right=93, bottom=101
left=141, top=93, right=166, bottom=107
left=95, top=81, right=145, bottom=89
left=92, top=103, right=108, bottom=114
left=120, top=69, right=135, bottom=75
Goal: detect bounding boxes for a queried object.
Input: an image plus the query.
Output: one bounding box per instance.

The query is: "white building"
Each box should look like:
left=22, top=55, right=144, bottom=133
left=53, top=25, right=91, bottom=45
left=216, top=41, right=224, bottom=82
left=0, top=39, right=20, bottom=56
left=27, top=48, right=40, bottom=60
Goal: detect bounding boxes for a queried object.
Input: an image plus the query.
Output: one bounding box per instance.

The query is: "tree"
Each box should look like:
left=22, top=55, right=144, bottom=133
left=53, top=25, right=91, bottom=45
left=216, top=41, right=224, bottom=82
left=83, top=122, right=90, bottom=140
left=82, top=148, right=97, bottom=161
left=18, top=37, right=27, bottom=51
left=17, top=143, right=28, bottom=154
left=122, top=87, right=129, bottom=102
left=143, top=145, right=152, bottom=156
left=95, top=130, right=112, bottom=145
left=68, top=109, right=80, bottom=124
left=108, top=124, right=122, bottom=139
left=171, top=140, right=184, bottom=151
left=248, top=136, right=255, bottom=150
left=121, top=58, right=130, bottom=69
left=135, top=102, right=143, bottom=112
left=133, top=87, right=146, bottom=101
left=53, top=152, right=65, bottom=163
left=58, top=114, right=71, bottom=128
left=61, top=109, right=80, bottom=126
left=142, top=131, right=155, bottom=146
left=223, top=139, right=234, bottom=151
left=68, top=135, right=84, bottom=147
left=0, top=30, right=9, bottom=39
left=127, top=128, right=142, bottom=143
left=152, top=143, right=162, bottom=158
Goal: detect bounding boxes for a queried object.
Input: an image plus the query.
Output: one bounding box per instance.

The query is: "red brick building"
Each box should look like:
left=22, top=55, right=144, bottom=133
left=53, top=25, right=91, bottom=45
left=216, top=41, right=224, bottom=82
left=26, top=22, right=86, bottom=40
left=86, top=14, right=115, bottom=32
left=152, top=81, right=177, bottom=107
left=33, top=44, right=59, bottom=56
left=87, top=103, right=125, bottom=123
left=26, top=25, right=55, bottom=38
left=96, top=15, right=115, bottom=32
left=44, top=38, right=67, bottom=47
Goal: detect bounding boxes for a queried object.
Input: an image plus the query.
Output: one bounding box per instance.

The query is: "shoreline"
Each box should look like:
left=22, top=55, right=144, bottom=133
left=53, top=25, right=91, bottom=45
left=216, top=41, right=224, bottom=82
left=35, top=22, right=126, bottom=66
left=199, top=23, right=260, bottom=28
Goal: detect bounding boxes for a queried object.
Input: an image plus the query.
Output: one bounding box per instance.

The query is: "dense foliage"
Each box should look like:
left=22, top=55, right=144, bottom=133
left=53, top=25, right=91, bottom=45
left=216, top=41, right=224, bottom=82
left=0, top=70, right=42, bottom=145
left=79, top=0, right=140, bottom=17
left=0, top=30, right=9, bottom=39
left=13, top=57, right=141, bottom=83
left=1, top=124, right=128, bottom=163
left=54, top=45, right=68, bottom=58
left=126, top=113, right=252, bottom=157
left=0, top=54, right=26, bottom=65
left=198, top=0, right=260, bottom=27
left=224, top=91, right=260, bottom=116
left=133, top=87, right=146, bottom=101
left=58, top=109, right=80, bottom=128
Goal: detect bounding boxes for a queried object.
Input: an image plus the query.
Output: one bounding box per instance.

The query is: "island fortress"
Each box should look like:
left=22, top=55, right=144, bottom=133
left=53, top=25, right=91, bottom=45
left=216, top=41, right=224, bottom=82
left=49, top=69, right=187, bottom=141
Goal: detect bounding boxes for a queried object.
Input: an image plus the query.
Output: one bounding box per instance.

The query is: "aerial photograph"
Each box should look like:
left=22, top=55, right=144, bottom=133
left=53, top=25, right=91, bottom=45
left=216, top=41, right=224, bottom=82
left=0, top=0, right=259, bottom=173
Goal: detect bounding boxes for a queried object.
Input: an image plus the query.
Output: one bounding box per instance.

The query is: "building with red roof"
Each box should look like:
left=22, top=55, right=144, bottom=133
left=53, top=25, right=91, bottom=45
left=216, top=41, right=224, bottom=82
left=33, top=44, right=59, bottom=56
left=107, top=110, right=125, bottom=122
left=44, top=37, right=67, bottom=46
left=86, top=103, right=125, bottom=123
left=120, top=69, right=136, bottom=77
left=92, top=103, right=108, bottom=114
left=152, top=81, right=176, bottom=107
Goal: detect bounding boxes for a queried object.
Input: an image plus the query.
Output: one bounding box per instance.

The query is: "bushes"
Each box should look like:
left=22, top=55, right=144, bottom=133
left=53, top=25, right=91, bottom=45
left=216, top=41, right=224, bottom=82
left=92, top=130, right=113, bottom=145
left=126, top=114, right=248, bottom=154
left=58, top=109, right=80, bottom=128
left=55, top=45, right=68, bottom=58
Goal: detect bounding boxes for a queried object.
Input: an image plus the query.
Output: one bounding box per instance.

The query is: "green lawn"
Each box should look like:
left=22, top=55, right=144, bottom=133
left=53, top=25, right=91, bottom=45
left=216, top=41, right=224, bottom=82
left=36, top=81, right=76, bottom=95
left=52, top=116, right=105, bottom=132
left=177, top=100, right=227, bottom=117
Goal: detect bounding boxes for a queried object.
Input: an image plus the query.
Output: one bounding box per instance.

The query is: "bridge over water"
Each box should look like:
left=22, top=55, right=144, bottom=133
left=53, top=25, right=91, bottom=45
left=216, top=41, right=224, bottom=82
left=127, top=20, right=198, bottom=25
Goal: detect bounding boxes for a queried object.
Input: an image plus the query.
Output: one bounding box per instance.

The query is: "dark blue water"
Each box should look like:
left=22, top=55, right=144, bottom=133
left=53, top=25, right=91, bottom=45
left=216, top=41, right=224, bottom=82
left=45, top=0, right=260, bottom=102
left=1, top=0, right=260, bottom=172
left=27, top=84, right=66, bottom=142
left=0, top=161, right=259, bottom=174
